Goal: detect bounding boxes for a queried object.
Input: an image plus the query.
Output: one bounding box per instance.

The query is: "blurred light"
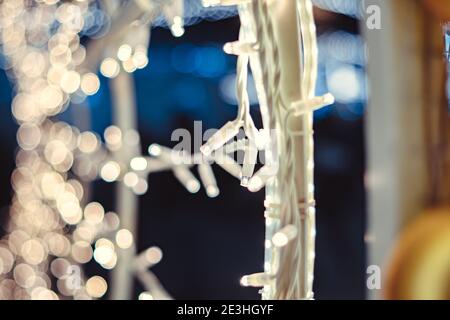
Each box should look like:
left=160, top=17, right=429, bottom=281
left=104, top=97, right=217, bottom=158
left=122, top=58, right=137, bottom=73
left=94, top=238, right=115, bottom=265
left=170, top=16, right=185, bottom=37
left=148, top=144, right=162, bottom=157
left=130, top=157, right=148, bottom=171
left=327, top=65, right=362, bottom=103
left=21, top=239, right=46, bottom=265
left=100, top=58, right=120, bottom=78
left=117, top=44, right=132, bottom=62
left=0, top=247, right=14, bottom=275
left=104, top=212, right=120, bottom=231
left=80, top=73, right=100, bottom=96
left=132, top=51, right=149, bottom=69
left=194, top=46, right=227, bottom=78
left=71, top=241, right=93, bottom=263
left=145, top=247, right=163, bottom=265
left=139, top=292, right=154, bottom=300
left=78, top=131, right=99, bottom=153
left=86, top=276, right=107, bottom=298
left=132, top=178, right=148, bottom=195
left=60, top=71, right=81, bottom=94
left=115, top=229, right=133, bottom=249
left=13, top=263, right=36, bottom=289
left=84, top=202, right=105, bottom=225
left=100, top=161, right=121, bottom=182
left=123, top=172, right=139, bottom=188
left=104, top=126, right=122, bottom=149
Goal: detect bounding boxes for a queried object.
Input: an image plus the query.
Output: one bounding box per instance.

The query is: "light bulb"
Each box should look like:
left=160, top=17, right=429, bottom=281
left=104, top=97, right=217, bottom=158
left=223, top=41, right=258, bottom=56
left=130, top=157, right=148, bottom=171
left=197, top=164, right=219, bottom=198
left=173, top=166, right=200, bottom=193
left=200, top=121, right=241, bottom=156
left=240, top=143, right=258, bottom=187
left=247, top=165, right=277, bottom=192
left=240, top=272, right=273, bottom=287
left=148, top=144, right=162, bottom=157
left=272, top=225, right=298, bottom=247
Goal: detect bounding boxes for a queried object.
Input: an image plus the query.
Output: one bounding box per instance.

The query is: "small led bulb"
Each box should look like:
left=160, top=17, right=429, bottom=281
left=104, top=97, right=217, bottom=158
left=272, top=225, right=298, bottom=247
left=223, top=41, right=257, bottom=56
left=240, top=143, right=258, bottom=187
left=197, top=164, right=219, bottom=198
left=173, top=166, right=200, bottom=193
left=130, top=157, right=148, bottom=171
left=248, top=165, right=278, bottom=192
left=134, top=246, right=163, bottom=271
left=162, top=0, right=185, bottom=37
left=200, top=121, right=241, bottom=156
left=148, top=144, right=162, bottom=157
left=240, top=272, right=273, bottom=287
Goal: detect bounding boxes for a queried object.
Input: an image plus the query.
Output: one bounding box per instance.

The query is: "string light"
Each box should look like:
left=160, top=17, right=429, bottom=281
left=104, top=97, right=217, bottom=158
left=272, top=225, right=298, bottom=248
left=240, top=272, right=274, bottom=287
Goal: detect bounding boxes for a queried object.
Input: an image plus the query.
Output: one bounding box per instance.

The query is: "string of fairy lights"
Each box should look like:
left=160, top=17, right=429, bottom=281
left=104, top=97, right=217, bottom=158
left=202, top=0, right=333, bottom=299
left=0, top=0, right=332, bottom=300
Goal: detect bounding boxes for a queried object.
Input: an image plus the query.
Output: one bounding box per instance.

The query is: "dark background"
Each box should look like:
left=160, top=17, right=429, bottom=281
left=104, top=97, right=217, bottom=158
left=0, top=13, right=366, bottom=299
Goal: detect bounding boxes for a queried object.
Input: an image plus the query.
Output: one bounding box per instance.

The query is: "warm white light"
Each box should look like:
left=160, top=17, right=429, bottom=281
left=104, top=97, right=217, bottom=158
left=94, top=238, right=115, bottom=265
left=60, top=70, right=81, bottom=94
left=78, top=131, right=98, bottom=153
left=86, top=276, right=107, bottom=298
left=139, top=292, right=154, bottom=300
left=240, top=272, right=272, bottom=287
left=100, top=161, right=121, bottom=182
left=80, top=73, right=100, bottom=96
left=145, top=247, right=163, bottom=265
left=115, top=229, right=133, bottom=249
left=100, top=58, right=120, bottom=78
left=71, top=241, right=93, bottom=263
left=104, top=126, right=122, bottom=147
left=117, top=44, right=132, bottom=62
left=130, top=157, right=148, bottom=171
left=148, top=144, right=162, bottom=157
left=84, top=202, right=105, bottom=225
left=170, top=16, right=185, bottom=37
left=198, top=164, right=219, bottom=198
left=132, top=178, right=148, bottom=195
left=272, top=225, right=298, bottom=247
left=132, top=51, right=148, bottom=69
left=123, top=172, right=139, bottom=188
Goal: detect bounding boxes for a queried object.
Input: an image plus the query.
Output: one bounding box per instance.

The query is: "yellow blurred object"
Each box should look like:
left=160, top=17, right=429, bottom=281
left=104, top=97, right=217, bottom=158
left=385, top=207, right=450, bottom=300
